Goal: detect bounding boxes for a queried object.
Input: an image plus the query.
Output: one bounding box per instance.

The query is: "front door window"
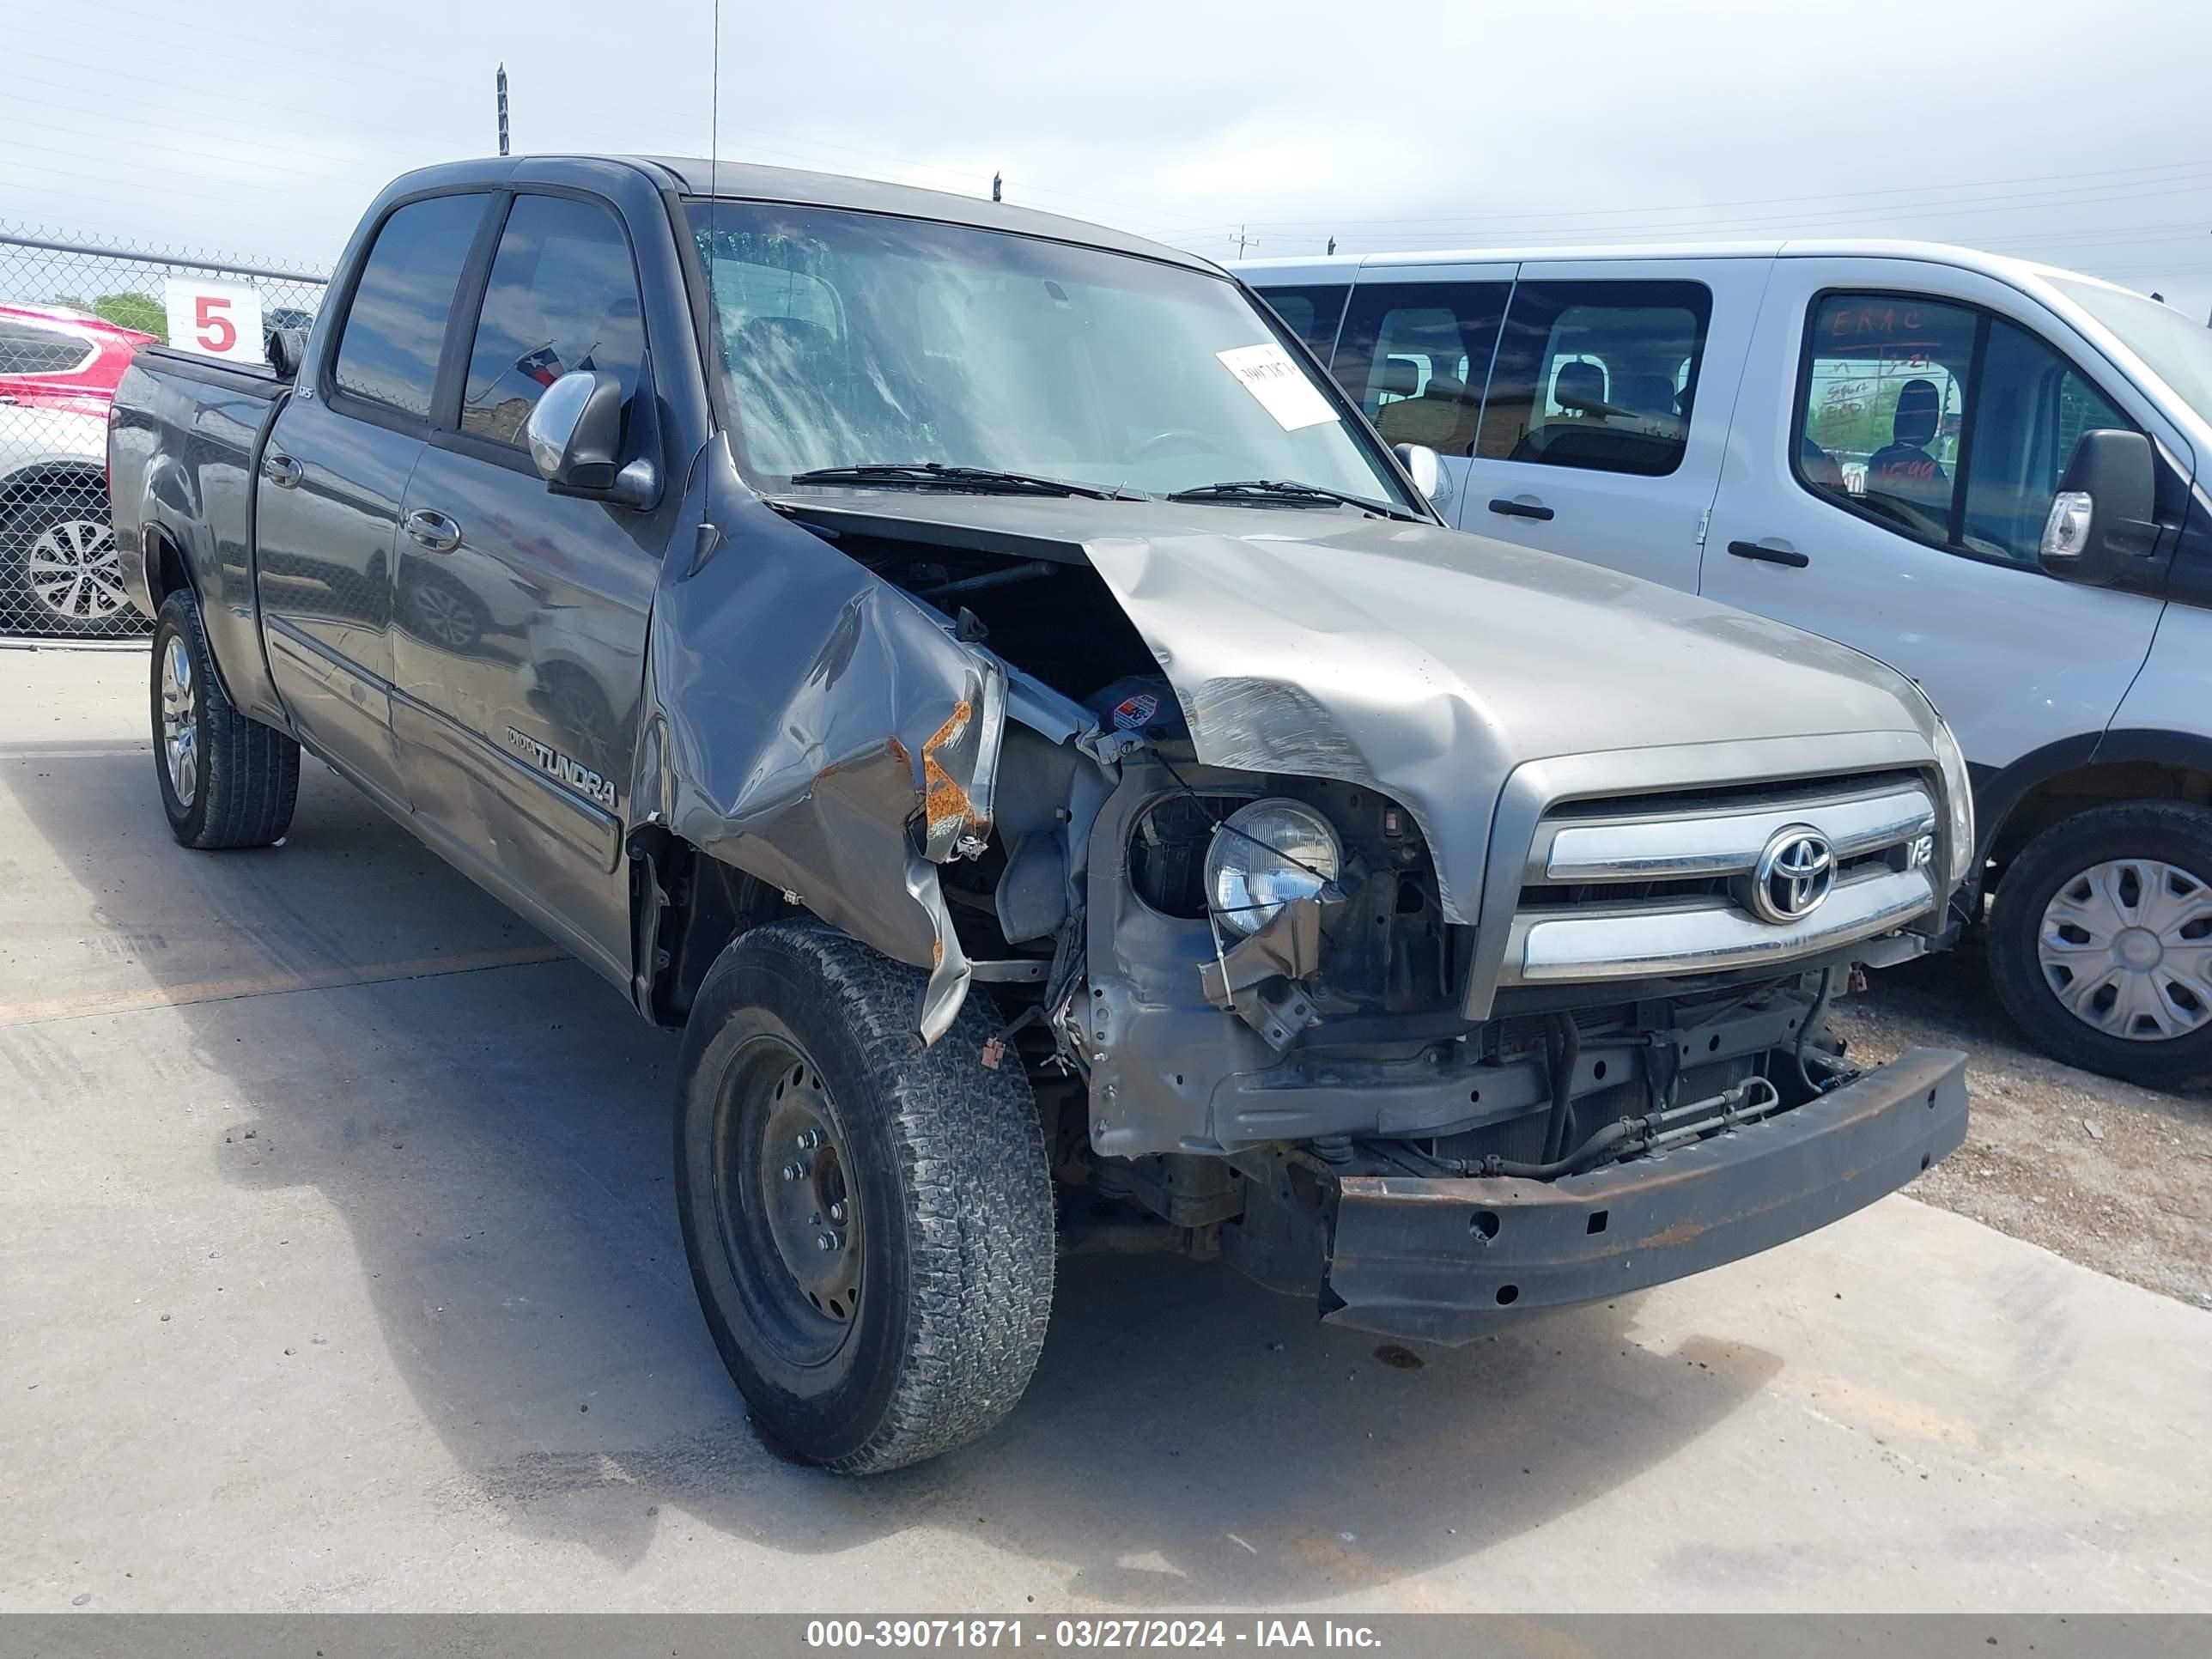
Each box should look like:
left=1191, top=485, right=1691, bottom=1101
left=1796, top=292, right=2132, bottom=567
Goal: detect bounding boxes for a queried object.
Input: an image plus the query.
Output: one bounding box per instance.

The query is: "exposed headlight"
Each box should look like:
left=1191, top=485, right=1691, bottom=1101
left=1203, top=799, right=1342, bottom=937
left=1929, top=717, right=1978, bottom=887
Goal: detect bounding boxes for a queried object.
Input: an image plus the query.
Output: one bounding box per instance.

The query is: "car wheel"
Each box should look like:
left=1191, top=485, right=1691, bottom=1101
left=2, top=493, right=145, bottom=638
left=150, top=587, right=302, bottom=849
left=674, top=921, right=1055, bottom=1474
left=1987, top=800, right=2212, bottom=1089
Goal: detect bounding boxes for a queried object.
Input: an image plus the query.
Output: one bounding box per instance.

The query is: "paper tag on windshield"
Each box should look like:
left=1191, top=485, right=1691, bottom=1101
left=1216, top=343, right=1339, bottom=431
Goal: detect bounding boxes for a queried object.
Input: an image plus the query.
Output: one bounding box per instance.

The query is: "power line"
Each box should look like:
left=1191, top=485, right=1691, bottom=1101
left=1210, top=155, right=2212, bottom=236
left=0, top=150, right=259, bottom=206
left=28, top=0, right=443, bottom=82
left=0, top=114, right=368, bottom=186
left=0, top=88, right=381, bottom=172
left=10, top=44, right=459, bottom=129
left=1286, top=176, right=2212, bottom=251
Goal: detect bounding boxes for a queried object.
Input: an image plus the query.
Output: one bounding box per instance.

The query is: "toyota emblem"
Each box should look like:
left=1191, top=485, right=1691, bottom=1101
left=1751, top=825, right=1835, bottom=924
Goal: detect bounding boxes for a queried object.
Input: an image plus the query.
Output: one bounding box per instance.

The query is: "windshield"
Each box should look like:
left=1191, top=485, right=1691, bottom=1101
left=2051, top=276, right=2212, bottom=429
left=685, top=199, right=1414, bottom=508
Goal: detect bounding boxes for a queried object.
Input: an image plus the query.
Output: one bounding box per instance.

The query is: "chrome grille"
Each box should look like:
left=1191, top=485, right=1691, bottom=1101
left=1499, top=772, right=1941, bottom=988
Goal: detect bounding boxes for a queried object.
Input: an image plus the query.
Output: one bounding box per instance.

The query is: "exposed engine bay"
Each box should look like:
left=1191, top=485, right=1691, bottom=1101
left=746, top=499, right=1924, bottom=1309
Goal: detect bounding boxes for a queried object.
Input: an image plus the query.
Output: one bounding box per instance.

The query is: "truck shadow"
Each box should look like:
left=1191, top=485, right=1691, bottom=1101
left=8, top=745, right=1781, bottom=1606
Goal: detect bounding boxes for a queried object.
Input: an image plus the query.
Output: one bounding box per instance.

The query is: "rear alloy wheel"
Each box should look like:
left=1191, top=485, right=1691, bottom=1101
left=1989, top=801, right=2212, bottom=1089
left=149, top=587, right=301, bottom=849
left=3, top=495, right=141, bottom=638
left=160, top=631, right=200, bottom=811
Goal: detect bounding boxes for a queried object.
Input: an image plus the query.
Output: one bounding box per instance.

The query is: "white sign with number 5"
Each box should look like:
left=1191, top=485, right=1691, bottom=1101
left=163, top=277, right=265, bottom=364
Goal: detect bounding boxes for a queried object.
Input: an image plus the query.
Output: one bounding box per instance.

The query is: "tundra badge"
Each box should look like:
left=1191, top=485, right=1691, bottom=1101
left=505, top=726, right=617, bottom=811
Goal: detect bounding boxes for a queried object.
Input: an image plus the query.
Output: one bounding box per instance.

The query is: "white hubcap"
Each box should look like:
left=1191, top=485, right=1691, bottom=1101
left=27, top=517, right=126, bottom=621
left=2038, top=857, right=2212, bottom=1042
left=160, top=635, right=198, bottom=809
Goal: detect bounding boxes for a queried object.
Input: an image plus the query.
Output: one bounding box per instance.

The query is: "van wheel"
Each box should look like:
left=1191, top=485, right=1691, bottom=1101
left=150, top=588, right=301, bottom=848
left=673, top=921, right=1055, bottom=1474
left=1987, top=801, right=2212, bottom=1089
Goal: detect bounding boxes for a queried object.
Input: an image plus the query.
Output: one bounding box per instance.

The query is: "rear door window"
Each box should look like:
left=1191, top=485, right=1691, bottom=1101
left=460, top=194, right=646, bottom=448
left=1476, top=280, right=1711, bottom=476
left=331, top=193, right=489, bottom=422
left=1329, top=281, right=1510, bottom=455
left=1252, top=283, right=1351, bottom=362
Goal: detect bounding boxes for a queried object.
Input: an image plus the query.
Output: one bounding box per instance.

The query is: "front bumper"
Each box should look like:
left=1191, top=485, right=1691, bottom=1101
left=1322, top=1045, right=1968, bottom=1344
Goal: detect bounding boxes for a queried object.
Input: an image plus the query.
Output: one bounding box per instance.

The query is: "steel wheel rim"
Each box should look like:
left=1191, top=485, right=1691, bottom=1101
left=27, top=517, right=125, bottom=621
left=159, top=634, right=198, bottom=808
left=2038, top=856, right=2212, bottom=1042
left=714, top=1039, right=861, bottom=1367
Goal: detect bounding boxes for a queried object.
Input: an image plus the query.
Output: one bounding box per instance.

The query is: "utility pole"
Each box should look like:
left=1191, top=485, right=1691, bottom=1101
left=1326, top=235, right=1336, bottom=255
left=992, top=172, right=1001, bottom=203
left=1232, top=225, right=1254, bottom=258
left=496, top=64, right=509, bottom=156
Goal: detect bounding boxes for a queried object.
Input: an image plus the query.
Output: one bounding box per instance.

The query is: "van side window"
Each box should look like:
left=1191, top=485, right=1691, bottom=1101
left=461, top=195, right=646, bottom=449
left=1476, top=281, right=1711, bottom=476
left=1798, top=295, right=1973, bottom=541
left=1252, top=284, right=1351, bottom=363
left=1796, top=294, right=2133, bottom=567
left=1965, top=320, right=2130, bottom=565
left=331, top=193, right=488, bottom=421
left=1329, top=282, right=1510, bottom=455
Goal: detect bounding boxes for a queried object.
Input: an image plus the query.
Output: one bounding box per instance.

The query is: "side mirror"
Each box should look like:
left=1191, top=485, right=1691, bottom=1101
left=1393, top=441, right=1455, bottom=518
left=526, top=368, right=658, bottom=507
left=2040, top=428, right=2160, bottom=586
left=266, top=326, right=309, bottom=381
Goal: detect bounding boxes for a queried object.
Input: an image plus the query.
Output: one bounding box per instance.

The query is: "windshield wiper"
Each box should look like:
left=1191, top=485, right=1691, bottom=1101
left=1165, top=478, right=1419, bottom=520
left=786, top=462, right=1122, bottom=501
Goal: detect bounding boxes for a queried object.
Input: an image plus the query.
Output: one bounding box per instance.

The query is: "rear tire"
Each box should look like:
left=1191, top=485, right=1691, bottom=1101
left=1987, top=800, right=2212, bottom=1090
left=150, top=588, right=301, bottom=849
left=674, top=921, right=1055, bottom=1474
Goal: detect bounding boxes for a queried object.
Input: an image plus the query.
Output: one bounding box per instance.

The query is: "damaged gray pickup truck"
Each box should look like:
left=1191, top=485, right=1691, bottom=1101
left=109, top=155, right=1972, bottom=1474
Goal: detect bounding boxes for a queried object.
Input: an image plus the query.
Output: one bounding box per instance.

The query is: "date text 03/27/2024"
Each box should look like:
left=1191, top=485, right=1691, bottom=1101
left=805, top=1621, right=1384, bottom=1650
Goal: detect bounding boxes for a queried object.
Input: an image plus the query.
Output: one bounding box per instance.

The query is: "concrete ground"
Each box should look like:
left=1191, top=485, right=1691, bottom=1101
left=5, top=647, right=2211, bottom=1614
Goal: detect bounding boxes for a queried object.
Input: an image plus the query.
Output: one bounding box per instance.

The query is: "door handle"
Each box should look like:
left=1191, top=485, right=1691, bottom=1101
left=404, top=508, right=462, bottom=553
left=1488, top=497, right=1554, bottom=522
left=1726, top=539, right=1810, bottom=568
left=262, top=453, right=303, bottom=489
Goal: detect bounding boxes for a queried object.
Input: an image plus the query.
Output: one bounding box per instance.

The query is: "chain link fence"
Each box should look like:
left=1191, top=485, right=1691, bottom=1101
left=0, top=226, right=328, bottom=643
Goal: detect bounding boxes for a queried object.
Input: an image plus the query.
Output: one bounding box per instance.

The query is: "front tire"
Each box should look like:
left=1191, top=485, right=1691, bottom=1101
left=674, top=921, right=1055, bottom=1474
left=1988, top=800, right=2212, bottom=1089
left=150, top=588, right=301, bottom=849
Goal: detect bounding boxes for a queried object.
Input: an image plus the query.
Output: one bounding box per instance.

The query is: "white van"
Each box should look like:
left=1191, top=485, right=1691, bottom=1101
left=1237, top=241, right=2212, bottom=1089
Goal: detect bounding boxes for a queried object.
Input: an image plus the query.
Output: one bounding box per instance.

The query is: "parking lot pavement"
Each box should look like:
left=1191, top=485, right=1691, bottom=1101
left=4, top=646, right=2212, bottom=1615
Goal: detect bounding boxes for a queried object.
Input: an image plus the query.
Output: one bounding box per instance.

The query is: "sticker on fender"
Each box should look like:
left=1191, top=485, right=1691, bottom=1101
left=1215, top=343, right=1339, bottom=430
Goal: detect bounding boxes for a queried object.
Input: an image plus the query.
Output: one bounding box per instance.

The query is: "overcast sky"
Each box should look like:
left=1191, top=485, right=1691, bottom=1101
left=5, top=0, right=2210, bottom=316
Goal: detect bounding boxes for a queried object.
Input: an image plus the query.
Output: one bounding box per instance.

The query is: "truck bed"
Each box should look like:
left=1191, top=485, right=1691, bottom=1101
left=107, top=346, right=295, bottom=726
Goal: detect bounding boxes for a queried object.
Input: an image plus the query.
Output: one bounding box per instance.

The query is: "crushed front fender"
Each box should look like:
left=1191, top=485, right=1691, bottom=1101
left=634, top=451, right=1007, bottom=1042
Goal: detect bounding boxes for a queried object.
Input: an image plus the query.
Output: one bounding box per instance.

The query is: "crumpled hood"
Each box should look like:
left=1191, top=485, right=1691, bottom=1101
left=1082, top=514, right=1941, bottom=921
left=768, top=492, right=1942, bottom=926
left=1084, top=515, right=1929, bottom=761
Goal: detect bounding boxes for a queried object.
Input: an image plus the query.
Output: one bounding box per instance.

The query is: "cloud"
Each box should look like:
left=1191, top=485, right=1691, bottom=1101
left=3, top=0, right=2205, bottom=316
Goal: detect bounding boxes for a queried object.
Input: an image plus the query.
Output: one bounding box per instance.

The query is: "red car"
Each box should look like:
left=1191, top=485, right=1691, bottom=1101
left=0, top=301, right=155, bottom=411
left=1, top=302, right=159, bottom=636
